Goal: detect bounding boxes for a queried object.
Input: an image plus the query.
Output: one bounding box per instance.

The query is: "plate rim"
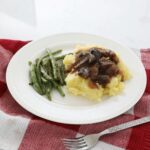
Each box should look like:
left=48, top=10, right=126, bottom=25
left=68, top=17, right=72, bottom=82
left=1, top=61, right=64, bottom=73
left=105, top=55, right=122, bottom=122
left=6, top=33, right=147, bottom=124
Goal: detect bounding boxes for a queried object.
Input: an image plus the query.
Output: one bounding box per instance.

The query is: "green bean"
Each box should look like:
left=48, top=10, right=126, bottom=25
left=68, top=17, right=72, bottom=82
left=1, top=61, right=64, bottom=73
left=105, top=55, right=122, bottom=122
left=40, top=66, right=53, bottom=80
left=52, top=49, right=62, bottom=55
left=47, top=50, right=57, bottom=80
left=45, top=82, right=52, bottom=100
left=42, top=52, right=68, bottom=65
left=60, top=64, right=66, bottom=85
left=55, top=53, right=73, bottom=60
left=40, top=65, right=65, bottom=96
left=46, top=61, right=53, bottom=76
left=55, top=54, right=67, bottom=60
left=35, top=59, right=45, bottom=94
left=41, top=66, right=58, bottom=86
left=56, top=84, right=65, bottom=97
left=56, top=61, right=65, bottom=85
left=57, top=64, right=64, bottom=85
left=52, top=81, right=65, bottom=97
left=46, top=88, right=51, bottom=100
left=41, top=76, right=48, bottom=83
left=29, top=48, right=68, bottom=100
left=30, top=64, right=43, bottom=95
left=35, top=59, right=42, bottom=82
left=42, top=49, right=63, bottom=60
left=59, top=60, right=66, bottom=82
left=42, top=58, right=49, bottom=65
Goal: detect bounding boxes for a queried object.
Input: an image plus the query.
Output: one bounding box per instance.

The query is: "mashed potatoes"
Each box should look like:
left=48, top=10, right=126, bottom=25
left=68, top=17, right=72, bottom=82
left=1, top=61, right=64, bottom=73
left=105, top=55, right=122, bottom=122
left=63, top=46, right=131, bottom=101
left=65, top=73, right=104, bottom=100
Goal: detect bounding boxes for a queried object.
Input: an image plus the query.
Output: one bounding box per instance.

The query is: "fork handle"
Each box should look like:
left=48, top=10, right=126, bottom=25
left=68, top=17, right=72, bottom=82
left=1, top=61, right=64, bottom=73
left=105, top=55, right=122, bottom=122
left=103, top=116, right=150, bottom=135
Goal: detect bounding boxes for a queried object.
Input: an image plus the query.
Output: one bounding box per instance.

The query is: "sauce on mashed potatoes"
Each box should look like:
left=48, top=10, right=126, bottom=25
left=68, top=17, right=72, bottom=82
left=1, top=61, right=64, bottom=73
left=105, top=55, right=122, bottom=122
left=63, top=46, right=131, bottom=101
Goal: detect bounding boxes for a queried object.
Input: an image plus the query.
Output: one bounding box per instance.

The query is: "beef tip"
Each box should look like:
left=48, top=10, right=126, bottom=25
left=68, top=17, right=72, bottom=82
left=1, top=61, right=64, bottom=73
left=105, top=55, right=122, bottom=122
left=99, top=59, right=114, bottom=68
left=76, top=52, right=96, bottom=64
left=112, top=55, right=119, bottom=64
left=101, top=51, right=109, bottom=57
left=71, top=48, right=121, bottom=86
left=104, top=64, right=119, bottom=76
left=89, top=63, right=100, bottom=81
left=108, top=50, right=119, bottom=64
left=74, top=56, right=89, bottom=69
left=78, top=67, right=89, bottom=78
left=99, top=58, right=114, bottom=73
left=89, top=47, right=101, bottom=59
left=96, top=48, right=110, bottom=57
left=108, top=50, right=115, bottom=57
left=98, top=75, right=110, bottom=85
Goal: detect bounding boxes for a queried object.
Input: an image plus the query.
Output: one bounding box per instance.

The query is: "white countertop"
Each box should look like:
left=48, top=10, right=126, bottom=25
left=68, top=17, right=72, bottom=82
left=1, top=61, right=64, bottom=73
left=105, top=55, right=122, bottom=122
left=0, top=0, right=150, bottom=49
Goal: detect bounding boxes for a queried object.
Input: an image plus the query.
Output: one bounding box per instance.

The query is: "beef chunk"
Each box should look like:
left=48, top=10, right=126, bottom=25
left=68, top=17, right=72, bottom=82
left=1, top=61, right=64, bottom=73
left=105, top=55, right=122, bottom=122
left=104, top=64, right=119, bottom=76
left=67, top=47, right=121, bottom=87
left=108, top=50, right=119, bottom=64
left=78, top=67, right=89, bottom=78
left=98, top=75, right=110, bottom=85
left=89, top=63, right=100, bottom=81
left=74, top=56, right=89, bottom=69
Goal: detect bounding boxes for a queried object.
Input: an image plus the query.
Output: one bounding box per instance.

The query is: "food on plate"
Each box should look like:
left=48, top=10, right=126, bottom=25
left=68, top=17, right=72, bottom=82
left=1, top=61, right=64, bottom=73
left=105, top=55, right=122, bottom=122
left=63, top=46, right=131, bottom=100
left=28, top=49, right=67, bottom=100
left=29, top=45, right=131, bottom=101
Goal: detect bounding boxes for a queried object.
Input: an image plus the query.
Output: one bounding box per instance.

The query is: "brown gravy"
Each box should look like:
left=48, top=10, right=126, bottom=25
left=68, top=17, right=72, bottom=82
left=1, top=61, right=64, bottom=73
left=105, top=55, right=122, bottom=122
left=67, top=47, right=122, bottom=87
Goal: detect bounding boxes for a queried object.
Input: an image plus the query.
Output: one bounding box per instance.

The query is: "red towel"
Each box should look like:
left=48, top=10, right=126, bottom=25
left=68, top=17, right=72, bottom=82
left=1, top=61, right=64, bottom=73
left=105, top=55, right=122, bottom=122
left=0, top=39, right=150, bottom=150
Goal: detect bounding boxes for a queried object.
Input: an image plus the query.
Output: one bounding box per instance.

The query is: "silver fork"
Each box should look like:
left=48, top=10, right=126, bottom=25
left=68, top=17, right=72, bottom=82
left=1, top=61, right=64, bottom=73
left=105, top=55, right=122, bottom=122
left=63, top=116, right=150, bottom=150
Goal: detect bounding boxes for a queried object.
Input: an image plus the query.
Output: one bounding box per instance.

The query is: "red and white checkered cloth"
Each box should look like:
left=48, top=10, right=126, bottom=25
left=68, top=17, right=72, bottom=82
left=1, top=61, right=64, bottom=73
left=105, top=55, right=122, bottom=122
left=0, top=39, right=150, bottom=150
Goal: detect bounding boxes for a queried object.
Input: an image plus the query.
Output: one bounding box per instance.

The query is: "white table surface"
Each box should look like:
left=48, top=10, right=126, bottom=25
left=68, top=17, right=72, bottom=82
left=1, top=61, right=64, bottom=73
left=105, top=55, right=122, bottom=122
left=0, top=0, right=150, bottom=49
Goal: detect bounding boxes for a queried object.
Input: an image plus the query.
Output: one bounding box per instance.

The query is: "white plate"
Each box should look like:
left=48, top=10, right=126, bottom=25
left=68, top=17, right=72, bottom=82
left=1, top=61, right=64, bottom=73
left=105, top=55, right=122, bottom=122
left=6, top=33, right=146, bottom=124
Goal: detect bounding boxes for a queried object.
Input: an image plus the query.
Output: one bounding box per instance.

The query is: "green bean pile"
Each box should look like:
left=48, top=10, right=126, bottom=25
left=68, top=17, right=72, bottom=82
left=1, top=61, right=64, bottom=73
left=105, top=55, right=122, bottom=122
left=29, top=49, right=67, bottom=100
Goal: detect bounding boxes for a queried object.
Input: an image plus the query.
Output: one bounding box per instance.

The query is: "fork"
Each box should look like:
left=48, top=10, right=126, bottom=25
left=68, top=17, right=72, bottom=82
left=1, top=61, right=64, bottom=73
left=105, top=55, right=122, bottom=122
left=63, top=116, right=150, bottom=150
